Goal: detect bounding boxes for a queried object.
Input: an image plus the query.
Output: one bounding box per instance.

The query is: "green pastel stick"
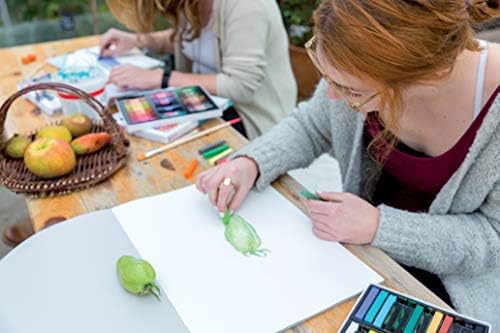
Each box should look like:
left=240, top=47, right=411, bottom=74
left=202, top=144, right=231, bottom=159
left=403, top=305, right=424, bottom=333
left=300, top=190, right=323, bottom=201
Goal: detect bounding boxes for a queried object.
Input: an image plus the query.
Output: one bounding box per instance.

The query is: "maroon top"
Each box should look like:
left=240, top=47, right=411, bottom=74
left=366, top=85, right=500, bottom=212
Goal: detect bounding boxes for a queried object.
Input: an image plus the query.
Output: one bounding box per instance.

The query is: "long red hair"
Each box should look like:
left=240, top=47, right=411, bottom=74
left=313, top=0, right=500, bottom=159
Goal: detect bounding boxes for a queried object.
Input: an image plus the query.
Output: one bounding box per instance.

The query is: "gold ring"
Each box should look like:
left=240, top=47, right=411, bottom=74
left=223, top=177, right=233, bottom=186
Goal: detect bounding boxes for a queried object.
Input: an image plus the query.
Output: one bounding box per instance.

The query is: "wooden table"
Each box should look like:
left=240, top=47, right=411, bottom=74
left=0, top=36, right=451, bottom=332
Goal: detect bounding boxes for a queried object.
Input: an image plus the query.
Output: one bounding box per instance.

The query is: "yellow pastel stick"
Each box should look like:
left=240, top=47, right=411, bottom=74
left=208, top=148, right=233, bottom=166
left=426, top=311, right=444, bottom=333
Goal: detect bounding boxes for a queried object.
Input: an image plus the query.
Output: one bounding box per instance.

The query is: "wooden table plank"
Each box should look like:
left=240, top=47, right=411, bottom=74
left=0, top=36, right=451, bottom=332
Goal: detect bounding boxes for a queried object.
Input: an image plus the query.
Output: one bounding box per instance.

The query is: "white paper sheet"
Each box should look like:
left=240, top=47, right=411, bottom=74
left=48, top=47, right=163, bottom=74
left=113, top=185, right=383, bottom=333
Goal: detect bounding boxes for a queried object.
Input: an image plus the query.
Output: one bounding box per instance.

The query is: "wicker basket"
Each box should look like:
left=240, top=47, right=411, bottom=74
left=0, top=82, right=129, bottom=197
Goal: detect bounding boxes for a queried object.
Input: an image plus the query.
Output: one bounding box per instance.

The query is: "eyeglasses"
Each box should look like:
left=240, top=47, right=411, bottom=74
left=305, top=35, right=379, bottom=112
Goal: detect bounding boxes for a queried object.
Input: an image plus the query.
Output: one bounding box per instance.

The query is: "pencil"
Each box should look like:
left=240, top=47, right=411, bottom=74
left=137, top=118, right=241, bottom=161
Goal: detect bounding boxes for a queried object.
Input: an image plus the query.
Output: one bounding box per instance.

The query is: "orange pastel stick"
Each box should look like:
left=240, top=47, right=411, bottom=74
left=183, top=159, right=199, bottom=179
left=27, top=53, right=37, bottom=62
left=21, top=56, right=31, bottom=65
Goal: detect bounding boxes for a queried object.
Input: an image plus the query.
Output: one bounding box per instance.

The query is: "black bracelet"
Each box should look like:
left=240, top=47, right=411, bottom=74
left=161, top=68, right=172, bottom=88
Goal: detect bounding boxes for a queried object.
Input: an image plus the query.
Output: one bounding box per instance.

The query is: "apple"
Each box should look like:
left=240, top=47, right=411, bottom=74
left=36, top=126, right=72, bottom=143
left=24, top=138, right=76, bottom=179
left=61, top=113, right=93, bottom=138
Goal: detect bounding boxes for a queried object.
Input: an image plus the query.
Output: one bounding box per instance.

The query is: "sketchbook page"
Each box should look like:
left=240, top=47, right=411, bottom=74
left=113, top=185, right=383, bottom=333
left=0, top=210, right=189, bottom=333
left=85, top=46, right=164, bottom=69
left=48, top=47, right=163, bottom=72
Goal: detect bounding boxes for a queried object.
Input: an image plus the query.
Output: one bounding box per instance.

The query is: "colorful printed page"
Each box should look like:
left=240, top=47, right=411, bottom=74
left=112, top=185, right=383, bottom=333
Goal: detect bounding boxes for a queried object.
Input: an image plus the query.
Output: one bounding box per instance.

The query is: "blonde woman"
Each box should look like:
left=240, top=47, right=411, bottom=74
left=100, top=0, right=297, bottom=138
left=197, top=0, right=500, bottom=326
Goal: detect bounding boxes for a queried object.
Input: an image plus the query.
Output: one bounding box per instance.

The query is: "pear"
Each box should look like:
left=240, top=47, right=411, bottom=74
left=5, top=134, right=31, bottom=159
left=61, top=113, right=93, bottom=138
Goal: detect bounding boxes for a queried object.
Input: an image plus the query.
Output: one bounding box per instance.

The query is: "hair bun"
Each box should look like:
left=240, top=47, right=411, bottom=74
left=468, top=0, right=500, bottom=23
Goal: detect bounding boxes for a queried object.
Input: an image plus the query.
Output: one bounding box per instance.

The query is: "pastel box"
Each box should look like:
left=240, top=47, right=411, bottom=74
left=340, top=284, right=491, bottom=333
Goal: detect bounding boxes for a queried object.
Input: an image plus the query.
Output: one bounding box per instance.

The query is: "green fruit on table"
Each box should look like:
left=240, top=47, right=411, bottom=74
left=4, top=134, right=31, bottom=159
left=36, top=125, right=72, bottom=143
left=24, top=138, right=76, bottom=179
left=116, top=255, right=161, bottom=301
left=61, top=113, right=93, bottom=138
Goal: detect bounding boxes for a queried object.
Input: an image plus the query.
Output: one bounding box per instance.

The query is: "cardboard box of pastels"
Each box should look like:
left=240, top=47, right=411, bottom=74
left=340, top=284, right=491, bottom=333
left=0, top=82, right=129, bottom=197
left=115, top=86, right=223, bottom=133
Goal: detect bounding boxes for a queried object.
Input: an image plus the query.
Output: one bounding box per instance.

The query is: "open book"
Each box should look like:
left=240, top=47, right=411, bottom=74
left=0, top=186, right=383, bottom=333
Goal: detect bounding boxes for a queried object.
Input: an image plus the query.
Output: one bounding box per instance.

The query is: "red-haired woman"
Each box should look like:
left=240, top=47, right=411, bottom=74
left=197, top=0, right=500, bottom=325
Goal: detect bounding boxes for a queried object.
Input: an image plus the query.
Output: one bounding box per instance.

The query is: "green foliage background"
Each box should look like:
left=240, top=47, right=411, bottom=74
left=279, top=0, right=320, bottom=47
left=5, top=0, right=106, bottom=22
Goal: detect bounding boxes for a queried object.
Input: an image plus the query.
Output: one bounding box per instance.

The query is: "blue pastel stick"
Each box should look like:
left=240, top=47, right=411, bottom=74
left=355, top=286, right=380, bottom=320
left=364, top=290, right=389, bottom=323
left=373, top=294, right=397, bottom=327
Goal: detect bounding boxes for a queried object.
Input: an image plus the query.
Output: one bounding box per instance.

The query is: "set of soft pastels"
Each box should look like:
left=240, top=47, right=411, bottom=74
left=122, top=97, right=156, bottom=123
left=340, top=285, right=490, bottom=333
left=117, top=86, right=218, bottom=127
left=198, top=140, right=233, bottom=166
left=178, top=86, right=214, bottom=112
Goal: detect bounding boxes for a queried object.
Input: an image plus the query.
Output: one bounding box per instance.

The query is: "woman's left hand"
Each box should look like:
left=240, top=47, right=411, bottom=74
left=108, top=65, right=163, bottom=91
left=303, top=192, right=380, bottom=245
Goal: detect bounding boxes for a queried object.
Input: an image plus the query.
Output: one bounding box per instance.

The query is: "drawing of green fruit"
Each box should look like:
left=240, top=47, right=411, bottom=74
left=223, top=210, right=270, bottom=257
left=116, top=255, right=161, bottom=301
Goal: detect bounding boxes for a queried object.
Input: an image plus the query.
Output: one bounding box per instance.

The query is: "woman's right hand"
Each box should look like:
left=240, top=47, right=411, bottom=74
left=99, top=28, right=138, bottom=57
left=195, top=157, right=259, bottom=213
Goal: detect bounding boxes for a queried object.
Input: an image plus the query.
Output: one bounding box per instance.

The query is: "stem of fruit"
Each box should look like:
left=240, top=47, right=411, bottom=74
left=252, top=249, right=271, bottom=257
left=147, top=283, right=162, bottom=302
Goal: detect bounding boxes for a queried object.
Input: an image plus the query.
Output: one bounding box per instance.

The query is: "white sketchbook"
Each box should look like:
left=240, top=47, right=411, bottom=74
left=0, top=185, right=383, bottom=333
left=114, top=185, right=384, bottom=333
